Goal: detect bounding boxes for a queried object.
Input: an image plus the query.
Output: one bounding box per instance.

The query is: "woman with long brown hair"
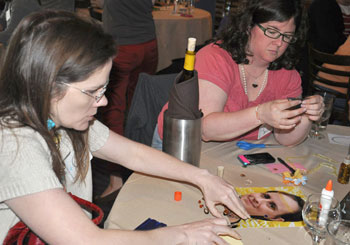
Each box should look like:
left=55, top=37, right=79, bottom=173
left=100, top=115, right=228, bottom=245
left=0, top=10, right=249, bottom=244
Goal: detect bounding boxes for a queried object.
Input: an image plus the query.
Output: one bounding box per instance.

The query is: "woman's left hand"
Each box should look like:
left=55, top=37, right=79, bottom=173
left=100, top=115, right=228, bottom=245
left=196, top=171, right=250, bottom=220
left=301, top=95, right=324, bottom=121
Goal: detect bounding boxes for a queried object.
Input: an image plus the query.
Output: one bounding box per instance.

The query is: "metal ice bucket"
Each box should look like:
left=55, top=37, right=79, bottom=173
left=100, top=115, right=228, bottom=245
left=162, top=110, right=202, bottom=167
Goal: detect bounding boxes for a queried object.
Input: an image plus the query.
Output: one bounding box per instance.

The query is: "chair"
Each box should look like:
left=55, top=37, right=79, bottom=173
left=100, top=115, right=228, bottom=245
left=308, top=44, right=350, bottom=125
left=214, top=0, right=240, bottom=33
left=124, top=72, right=177, bottom=146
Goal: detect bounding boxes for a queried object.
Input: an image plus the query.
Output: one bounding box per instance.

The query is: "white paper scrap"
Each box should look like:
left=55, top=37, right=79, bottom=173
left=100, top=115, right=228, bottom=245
left=328, top=133, right=350, bottom=146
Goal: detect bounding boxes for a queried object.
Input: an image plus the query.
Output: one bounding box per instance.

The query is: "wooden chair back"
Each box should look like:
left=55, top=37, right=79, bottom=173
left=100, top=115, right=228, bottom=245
left=308, top=44, right=350, bottom=124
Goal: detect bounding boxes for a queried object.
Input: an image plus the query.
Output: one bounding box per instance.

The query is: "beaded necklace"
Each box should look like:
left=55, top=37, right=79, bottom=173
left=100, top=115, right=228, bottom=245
left=239, top=64, right=268, bottom=98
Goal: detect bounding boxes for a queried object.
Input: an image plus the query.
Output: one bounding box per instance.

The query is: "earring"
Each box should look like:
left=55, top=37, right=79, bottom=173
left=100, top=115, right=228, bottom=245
left=264, top=215, right=268, bottom=218
left=47, top=119, right=55, bottom=130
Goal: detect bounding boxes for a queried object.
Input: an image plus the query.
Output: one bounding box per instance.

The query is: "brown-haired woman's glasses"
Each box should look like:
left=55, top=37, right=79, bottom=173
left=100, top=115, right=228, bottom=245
left=60, top=81, right=109, bottom=103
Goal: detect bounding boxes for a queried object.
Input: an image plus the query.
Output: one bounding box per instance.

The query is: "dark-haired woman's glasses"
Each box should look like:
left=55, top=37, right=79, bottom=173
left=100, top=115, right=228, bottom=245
left=257, top=23, right=297, bottom=44
left=60, top=81, right=109, bottom=103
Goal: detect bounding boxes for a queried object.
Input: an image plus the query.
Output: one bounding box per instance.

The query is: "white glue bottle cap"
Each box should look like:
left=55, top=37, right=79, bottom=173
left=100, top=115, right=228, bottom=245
left=319, top=179, right=334, bottom=226
left=321, top=179, right=334, bottom=199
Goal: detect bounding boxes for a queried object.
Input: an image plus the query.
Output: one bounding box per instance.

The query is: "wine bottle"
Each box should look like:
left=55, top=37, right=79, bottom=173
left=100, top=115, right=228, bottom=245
left=178, top=37, right=196, bottom=83
left=338, top=144, right=350, bottom=184
left=338, top=159, right=350, bottom=184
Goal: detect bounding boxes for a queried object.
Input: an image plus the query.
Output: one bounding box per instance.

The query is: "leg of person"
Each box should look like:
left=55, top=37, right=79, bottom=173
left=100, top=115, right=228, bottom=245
left=99, top=45, right=134, bottom=135
left=126, top=39, right=158, bottom=108
left=94, top=40, right=158, bottom=204
left=93, top=44, right=140, bottom=203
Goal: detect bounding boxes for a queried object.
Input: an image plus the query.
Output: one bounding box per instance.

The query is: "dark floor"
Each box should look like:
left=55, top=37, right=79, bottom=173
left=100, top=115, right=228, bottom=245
left=91, top=158, right=111, bottom=227
left=91, top=157, right=132, bottom=227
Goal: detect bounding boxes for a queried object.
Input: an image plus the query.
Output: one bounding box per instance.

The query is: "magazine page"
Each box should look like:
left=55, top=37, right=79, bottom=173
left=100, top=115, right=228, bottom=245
left=224, top=186, right=305, bottom=228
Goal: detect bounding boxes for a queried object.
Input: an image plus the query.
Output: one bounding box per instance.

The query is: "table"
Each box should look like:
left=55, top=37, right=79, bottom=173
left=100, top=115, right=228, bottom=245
left=153, top=7, right=212, bottom=71
left=105, top=125, right=350, bottom=244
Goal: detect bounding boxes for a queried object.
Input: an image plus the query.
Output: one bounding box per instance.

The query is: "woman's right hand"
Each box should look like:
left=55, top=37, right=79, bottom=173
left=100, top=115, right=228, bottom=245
left=168, top=218, right=241, bottom=244
left=258, top=99, right=306, bottom=129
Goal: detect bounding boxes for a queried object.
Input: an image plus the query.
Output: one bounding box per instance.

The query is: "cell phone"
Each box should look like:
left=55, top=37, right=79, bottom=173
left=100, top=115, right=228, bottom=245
left=287, top=97, right=302, bottom=110
left=238, top=152, right=276, bottom=167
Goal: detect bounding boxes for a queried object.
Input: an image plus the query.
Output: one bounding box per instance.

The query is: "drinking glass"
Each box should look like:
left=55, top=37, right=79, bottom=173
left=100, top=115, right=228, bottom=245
left=319, top=117, right=330, bottom=131
left=309, top=92, right=335, bottom=140
left=165, top=0, right=171, bottom=9
left=302, top=193, right=341, bottom=245
left=326, top=220, right=350, bottom=245
left=187, top=0, right=194, bottom=14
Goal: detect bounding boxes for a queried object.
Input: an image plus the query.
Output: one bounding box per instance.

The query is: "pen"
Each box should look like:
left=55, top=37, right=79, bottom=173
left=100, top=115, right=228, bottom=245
left=277, top=157, right=296, bottom=175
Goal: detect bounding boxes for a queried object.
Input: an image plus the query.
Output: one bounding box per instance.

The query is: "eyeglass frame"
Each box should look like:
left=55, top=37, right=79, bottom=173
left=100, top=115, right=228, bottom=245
left=256, top=23, right=297, bottom=44
left=60, top=81, right=109, bottom=103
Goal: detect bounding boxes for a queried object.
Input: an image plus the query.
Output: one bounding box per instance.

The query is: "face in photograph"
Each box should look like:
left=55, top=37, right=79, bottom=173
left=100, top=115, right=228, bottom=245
left=240, top=192, right=300, bottom=221
left=224, top=191, right=301, bottom=223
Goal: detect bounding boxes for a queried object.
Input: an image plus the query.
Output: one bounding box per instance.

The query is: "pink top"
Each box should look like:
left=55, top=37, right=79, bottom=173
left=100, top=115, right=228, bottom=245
left=157, top=43, right=302, bottom=140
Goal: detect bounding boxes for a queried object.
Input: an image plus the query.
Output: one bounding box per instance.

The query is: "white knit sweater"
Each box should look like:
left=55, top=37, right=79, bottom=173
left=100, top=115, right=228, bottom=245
left=0, top=120, right=109, bottom=243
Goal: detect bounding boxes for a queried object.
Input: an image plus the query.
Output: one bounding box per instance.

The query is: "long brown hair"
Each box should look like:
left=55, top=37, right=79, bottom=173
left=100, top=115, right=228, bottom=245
left=0, top=10, right=116, bottom=183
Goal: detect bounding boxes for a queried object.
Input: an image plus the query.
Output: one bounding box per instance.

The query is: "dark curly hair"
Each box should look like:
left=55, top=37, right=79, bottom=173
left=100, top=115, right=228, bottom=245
left=214, top=0, right=307, bottom=70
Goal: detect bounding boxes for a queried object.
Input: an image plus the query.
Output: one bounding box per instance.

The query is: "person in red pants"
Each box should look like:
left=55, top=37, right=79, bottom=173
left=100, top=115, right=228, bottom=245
left=90, top=0, right=158, bottom=202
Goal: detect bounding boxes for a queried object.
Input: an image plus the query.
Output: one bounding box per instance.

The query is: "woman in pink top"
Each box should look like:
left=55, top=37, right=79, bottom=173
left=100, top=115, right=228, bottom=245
left=155, top=0, right=324, bottom=147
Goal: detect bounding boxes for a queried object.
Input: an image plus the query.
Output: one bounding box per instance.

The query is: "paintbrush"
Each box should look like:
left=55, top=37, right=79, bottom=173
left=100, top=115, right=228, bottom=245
left=277, top=157, right=296, bottom=175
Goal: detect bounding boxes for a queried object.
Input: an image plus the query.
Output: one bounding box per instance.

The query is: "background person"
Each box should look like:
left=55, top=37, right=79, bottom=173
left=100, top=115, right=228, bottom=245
left=307, top=0, right=350, bottom=125
left=298, top=0, right=350, bottom=95
left=0, top=0, right=74, bottom=46
left=0, top=0, right=41, bottom=45
left=308, top=0, right=350, bottom=54
left=41, top=0, right=75, bottom=11
left=0, top=10, right=249, bottom=244
left=89, top=0, right=158, bottom=205
left=154, top=0, right=324, bottom=149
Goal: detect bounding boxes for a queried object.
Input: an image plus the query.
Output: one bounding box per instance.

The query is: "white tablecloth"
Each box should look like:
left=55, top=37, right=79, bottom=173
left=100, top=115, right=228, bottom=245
left=153, top=7, right=212, bottom=71
left=105, top=125, right=350, bottom=244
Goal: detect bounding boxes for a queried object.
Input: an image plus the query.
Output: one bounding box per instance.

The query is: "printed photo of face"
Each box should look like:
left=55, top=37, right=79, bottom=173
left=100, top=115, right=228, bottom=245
left=224, top=191, right=302, bottom=223
left=240, top=192, right=300, bottom=221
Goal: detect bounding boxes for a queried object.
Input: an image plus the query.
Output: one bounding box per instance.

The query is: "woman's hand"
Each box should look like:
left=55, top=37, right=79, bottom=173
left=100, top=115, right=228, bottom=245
left=174, top=218, right=241, bottom=244
left=195, top=170, right=250, bottom=220
left=301, top=95, right=324, bottom=121
left=258, top=99, right=307, bottom=129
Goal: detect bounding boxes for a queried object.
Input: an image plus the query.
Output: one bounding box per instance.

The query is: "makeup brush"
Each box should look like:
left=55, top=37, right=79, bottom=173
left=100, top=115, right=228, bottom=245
left=277, top=157, right=296, bottom=175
